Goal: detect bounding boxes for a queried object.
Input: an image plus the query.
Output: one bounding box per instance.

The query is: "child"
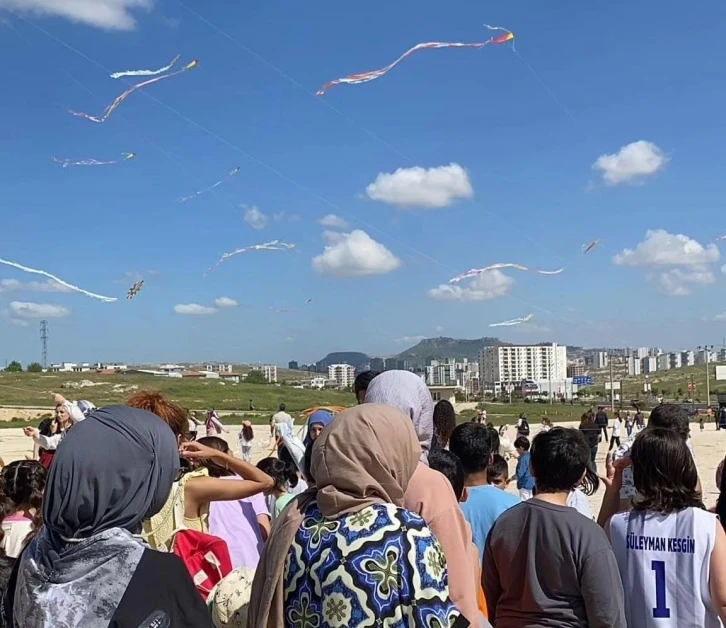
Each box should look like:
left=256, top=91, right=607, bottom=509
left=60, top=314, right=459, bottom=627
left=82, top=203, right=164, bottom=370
left=256, top=457, right=299, bottom=520
left=0, top=461, right=46, bottom=558
left=483, top=428, right=625, bottom=627
left=540, top=417, right=553, bottom=433
left=449, top=423, right=519, bottom=562
left=608, top=428, right=726, bottom=626
left=513, top=436, right=535, bottom=500
left=238, top=421, right=254, bottom=462
left=624, top=412, right=634, bottom=439
left=487, top=454, right=509, bottom=490
left=429, top=448, right=465, bottom=502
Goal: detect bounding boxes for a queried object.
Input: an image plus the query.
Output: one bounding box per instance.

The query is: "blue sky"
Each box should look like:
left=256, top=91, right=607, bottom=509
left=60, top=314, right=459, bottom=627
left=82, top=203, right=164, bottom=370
left=1, top=0, right=726, bottom=366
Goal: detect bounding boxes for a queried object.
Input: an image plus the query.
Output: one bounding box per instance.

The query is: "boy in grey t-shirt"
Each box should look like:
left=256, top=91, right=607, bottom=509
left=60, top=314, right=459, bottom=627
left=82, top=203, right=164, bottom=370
left=483, top=428, right=625, bottom=628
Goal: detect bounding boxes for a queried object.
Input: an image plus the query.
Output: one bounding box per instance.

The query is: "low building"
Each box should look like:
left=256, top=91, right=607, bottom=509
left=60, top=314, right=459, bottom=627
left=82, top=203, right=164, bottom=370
left=252, top=364, right=278, bottom=383
left=428, top=385, right=457, bottom=406
left=205, top=364, right=233, bottom=373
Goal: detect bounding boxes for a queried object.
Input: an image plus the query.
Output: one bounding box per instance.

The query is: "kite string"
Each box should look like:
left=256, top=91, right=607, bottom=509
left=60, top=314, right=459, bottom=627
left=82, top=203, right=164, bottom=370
left=15, top=11, right=602, bottom=337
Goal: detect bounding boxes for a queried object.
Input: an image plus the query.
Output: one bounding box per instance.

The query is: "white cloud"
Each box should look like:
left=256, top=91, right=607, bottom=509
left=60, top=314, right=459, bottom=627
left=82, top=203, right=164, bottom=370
left=0, top=278, right=72, bottom=294
left=654, top=268, right=715, bottom=296
left=174, top=303, right=218, bottom=315
left=613, top=230, right=719, bottom=267
left=243, top=206, right=268, bottom=230
left=366, top=163, right=473, bottom=209
left=9, top=301, right=70, bottom=319
left=435, top=325, right=444, bottom=333
left=214, top=297, right=238, bottom=308
left=395, top=335, right=427, bottom=344
left=312, top=230, right=401, bottom=277
left=592, top=140, right=669, bottom=186
left=0, top=0, right=152, bottom=30
left=428, top=270, right=514, bottom=302
left=319, top=214, right=350, bottom=230
left=714, top=313, right=726, bottom=322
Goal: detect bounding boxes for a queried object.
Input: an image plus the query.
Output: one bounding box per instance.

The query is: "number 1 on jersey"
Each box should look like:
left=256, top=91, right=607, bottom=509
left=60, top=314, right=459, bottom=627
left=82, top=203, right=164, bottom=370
left=651, top=560, right=671, bottom=618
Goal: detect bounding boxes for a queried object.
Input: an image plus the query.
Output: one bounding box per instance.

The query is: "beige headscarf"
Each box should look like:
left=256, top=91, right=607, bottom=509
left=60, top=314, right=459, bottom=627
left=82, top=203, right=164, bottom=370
left=247, top=404, right=421, bottom=628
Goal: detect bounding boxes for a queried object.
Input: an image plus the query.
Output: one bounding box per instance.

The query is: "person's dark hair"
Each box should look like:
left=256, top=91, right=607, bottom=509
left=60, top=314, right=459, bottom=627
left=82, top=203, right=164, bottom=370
left=579, top=411, right=595, bottom=426
left=530, top=428, right=589, bottom=494
left=303, top=442, right=315, bottom=485
left=127, top=390, right=189, bottom=439
left=514, top=436, right=530, bottom=451
left=257, top=457, right=299, bottom=491
left=278, top=443, right=297, bottom=471
left=487, top=426, right=500, bottom=456
left=449, top=423, right=493, bottom=475
left=432, top=400, right=457, bottom=448
left=37, top=417, right=54, bottom=438
left=196, top=436, right=231, bottom=477
left=279, top=403, right=286, bottom=412
left=631, top=428, right=703, bottom=514
left=0, top=461, right=47, bottom=554
left=487, top=454, right=509, bottom=483
left=241, top=424, right=254, bottom=441
left=648, top=404, right=690, bottom=440
left=486, top=422, right=494, bottom=429
left=717, top=467, right=726, bottom=533
left=354, top=370, right=380, bottom=397
left=429, top=449, right=465, bottom=501
left=579, top=464, right=600, bottom=496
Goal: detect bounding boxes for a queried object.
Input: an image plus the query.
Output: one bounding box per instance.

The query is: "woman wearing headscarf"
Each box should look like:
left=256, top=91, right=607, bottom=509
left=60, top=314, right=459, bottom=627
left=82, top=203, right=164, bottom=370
left=364, top=370, right=480, bottom=624
left=302, top=408, right=335, bottom=448
left=248, top=404, right=462, bottom=627
left=2, top=405, right=213, bottom=628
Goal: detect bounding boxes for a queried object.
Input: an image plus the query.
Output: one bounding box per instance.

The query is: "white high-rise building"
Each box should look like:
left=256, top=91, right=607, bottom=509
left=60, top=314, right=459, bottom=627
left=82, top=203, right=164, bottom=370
left=596, top=351, right=609, bottom=369
left=641, top=357, right=658, bottom=374
left=656, top=354, right=670, bottom=371
left=681, top=351, right=695, bottom=367
left=636, top=347, right=650, bottom=360
left=328, top=364, right=356, bottom=388
left=479, top=344, right=567, bottom=385
left=627, top=357, right=642, bottom=376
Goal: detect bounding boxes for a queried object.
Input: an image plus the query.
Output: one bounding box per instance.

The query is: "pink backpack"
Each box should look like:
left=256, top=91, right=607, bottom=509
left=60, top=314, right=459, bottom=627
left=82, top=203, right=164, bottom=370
left=171, top=528, right=232, bottom=600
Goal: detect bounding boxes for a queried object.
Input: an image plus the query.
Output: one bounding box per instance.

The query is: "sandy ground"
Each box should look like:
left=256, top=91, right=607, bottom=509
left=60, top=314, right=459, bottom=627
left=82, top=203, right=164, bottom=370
left=0, top=419, right=721, bottom=514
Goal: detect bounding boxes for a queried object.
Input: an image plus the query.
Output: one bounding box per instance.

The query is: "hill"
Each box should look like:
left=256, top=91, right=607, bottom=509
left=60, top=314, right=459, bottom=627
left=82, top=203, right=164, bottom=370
left=316, top=352, right=370, bottom=371
left=396, top=336, right=508, bottom=365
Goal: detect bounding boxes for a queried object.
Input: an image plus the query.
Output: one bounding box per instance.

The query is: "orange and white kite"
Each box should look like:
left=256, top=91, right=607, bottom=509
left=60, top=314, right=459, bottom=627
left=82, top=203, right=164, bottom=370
left=317, top=25, right=513, bottom=96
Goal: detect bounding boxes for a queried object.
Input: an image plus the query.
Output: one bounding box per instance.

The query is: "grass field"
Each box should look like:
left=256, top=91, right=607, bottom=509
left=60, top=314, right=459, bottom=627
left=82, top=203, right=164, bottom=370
left=0, top=372, right=355, bottom=420
left=587, top=361, right=726, bottom=404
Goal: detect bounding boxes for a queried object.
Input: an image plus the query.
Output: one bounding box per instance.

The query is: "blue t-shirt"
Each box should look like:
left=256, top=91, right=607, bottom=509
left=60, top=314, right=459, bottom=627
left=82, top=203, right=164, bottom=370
left=461, top=485, right=520, bottom=562
left=515, top=452, right=536, bottom=491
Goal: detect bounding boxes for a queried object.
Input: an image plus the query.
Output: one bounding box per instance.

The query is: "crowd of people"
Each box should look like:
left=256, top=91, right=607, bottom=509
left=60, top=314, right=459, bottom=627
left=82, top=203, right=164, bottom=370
left=0, top=373, right=724, bottom=626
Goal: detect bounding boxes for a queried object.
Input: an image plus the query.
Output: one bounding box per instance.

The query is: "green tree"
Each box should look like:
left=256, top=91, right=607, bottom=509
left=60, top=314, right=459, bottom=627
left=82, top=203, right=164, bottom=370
left=245, top=370, right=267, bottom=384
left=26, top=362, right=43, bottom=373
left=4, top=361, right=22, bottom=373
left=677, top=387, right=684, bottom=398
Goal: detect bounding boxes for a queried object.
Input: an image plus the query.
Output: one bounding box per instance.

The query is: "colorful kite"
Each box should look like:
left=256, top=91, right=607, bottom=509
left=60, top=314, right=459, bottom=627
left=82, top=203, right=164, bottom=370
left=316, top=25, right=513, bottom=96
left=0, top=259, right=117, bottom=303
left=179, top=167, right=240, bottom=203
left=126, top=280, right=144, bottom=300
left=205, top=240, right=296, bottom=274
left=489, top=314, right=534, bottom=328
left=582, top=239, right=600, bottom=254
left=70, top=59, right=199, bottom=124
left=449, top=263, right=564, bottom=284
left=111, top=54, right=181, bottom=79
left=52, top=153, right=136, bottom=168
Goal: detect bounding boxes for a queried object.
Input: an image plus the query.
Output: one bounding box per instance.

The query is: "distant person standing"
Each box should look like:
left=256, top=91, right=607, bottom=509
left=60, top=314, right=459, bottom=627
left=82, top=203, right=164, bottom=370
left=579, top=412, right=601, bottom=469
left=205, top=408, right=228, bottom=437
left=609, top=412, right=623, bottom=452
left=624, top=411, right=634, bottom=439
left=595, top=406, right=609, bottom=442
left=634, top=407, right=645, bottom=431
left=516, top=414, right=530, bottom=439
left=188, top=411, right=202, bottom=441
left=269, top=403, right=293, bottom=438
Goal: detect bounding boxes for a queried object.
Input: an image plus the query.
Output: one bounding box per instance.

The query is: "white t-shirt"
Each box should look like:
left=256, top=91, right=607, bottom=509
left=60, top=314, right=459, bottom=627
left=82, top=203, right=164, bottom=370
left=613, top=419, right=622, bottom=438
left=567, top=489, right=594, bottom=520
left=1, top=515, right=33, bottom=559
left=271, top=411, right=293, bottom=428
left=609, top=508, right=720, bottom=628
